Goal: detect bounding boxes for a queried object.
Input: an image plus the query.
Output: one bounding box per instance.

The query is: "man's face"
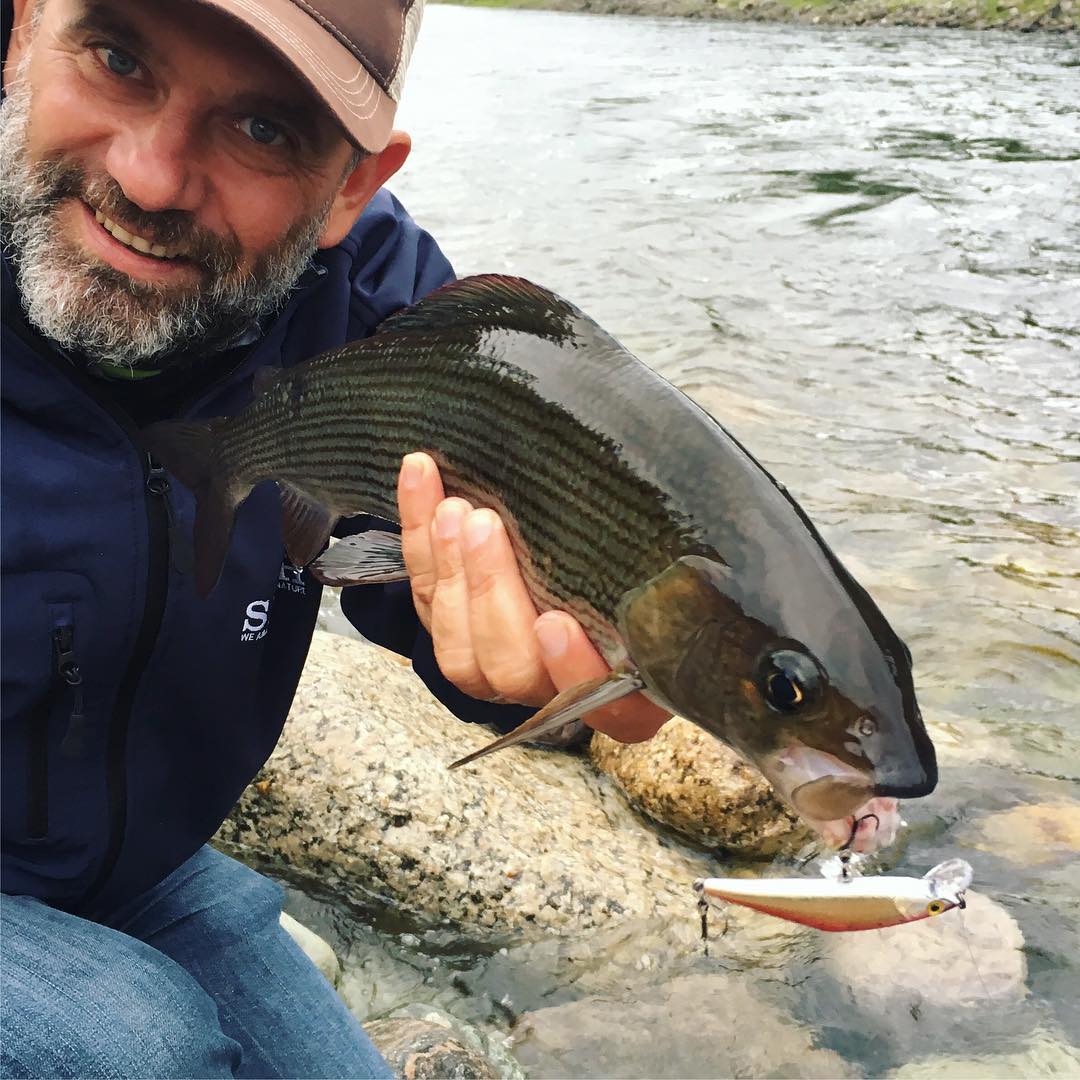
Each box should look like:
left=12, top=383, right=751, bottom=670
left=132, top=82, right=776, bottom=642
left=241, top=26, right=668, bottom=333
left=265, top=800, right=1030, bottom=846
left=0, top=0, right=406, bottom=367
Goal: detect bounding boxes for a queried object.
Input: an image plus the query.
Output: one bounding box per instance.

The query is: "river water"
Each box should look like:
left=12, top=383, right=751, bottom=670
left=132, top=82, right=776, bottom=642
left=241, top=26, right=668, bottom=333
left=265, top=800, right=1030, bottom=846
left=301, top=8, right=1079, bottom=1075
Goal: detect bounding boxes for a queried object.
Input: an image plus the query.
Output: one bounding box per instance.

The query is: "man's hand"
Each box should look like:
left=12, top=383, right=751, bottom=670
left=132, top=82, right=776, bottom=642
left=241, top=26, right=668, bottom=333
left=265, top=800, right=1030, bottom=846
left=397, top=452, right=671, bottom=743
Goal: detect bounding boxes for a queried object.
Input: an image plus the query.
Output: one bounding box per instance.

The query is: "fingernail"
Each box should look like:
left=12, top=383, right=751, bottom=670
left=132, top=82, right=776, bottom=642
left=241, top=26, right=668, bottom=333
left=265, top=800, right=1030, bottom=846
left=435, top=501, right=461, bottom=541
left=401, top=453, right=425, bottom=490
left=535, top=615, right=568, bottom=660
left=463, top=510, right=495, bottom=551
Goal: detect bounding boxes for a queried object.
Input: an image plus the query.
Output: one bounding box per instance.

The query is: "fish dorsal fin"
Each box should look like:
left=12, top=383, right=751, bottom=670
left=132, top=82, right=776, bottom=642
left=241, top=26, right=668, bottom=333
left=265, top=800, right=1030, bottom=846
left=252, top=365, right=286, bottom=398
left=374, top=275, right=580, bottom=344
left=279, top=483, right=338, bottom=568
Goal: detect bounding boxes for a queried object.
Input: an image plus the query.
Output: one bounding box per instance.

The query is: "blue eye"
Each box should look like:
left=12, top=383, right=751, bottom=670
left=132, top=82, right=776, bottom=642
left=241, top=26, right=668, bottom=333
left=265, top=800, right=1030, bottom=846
left=98, top=46, right=139, bottom=77
left=240, top=117, right=284, bottom=147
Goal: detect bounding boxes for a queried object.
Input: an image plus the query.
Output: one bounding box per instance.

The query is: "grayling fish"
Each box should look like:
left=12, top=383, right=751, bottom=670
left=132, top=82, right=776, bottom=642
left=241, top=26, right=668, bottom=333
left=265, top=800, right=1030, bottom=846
left=142, top=275, right=937, bottom=849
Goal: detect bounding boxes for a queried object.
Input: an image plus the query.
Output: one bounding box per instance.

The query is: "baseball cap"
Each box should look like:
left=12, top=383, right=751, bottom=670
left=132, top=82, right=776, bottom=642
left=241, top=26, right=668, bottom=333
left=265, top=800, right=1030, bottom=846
left=197, top=0, right=424, bottom=153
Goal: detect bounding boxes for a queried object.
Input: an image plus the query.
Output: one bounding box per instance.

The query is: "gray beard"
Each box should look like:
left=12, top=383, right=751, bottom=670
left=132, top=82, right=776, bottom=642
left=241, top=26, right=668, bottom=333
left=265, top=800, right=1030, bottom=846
left=0, top=63, right=330, bottom=370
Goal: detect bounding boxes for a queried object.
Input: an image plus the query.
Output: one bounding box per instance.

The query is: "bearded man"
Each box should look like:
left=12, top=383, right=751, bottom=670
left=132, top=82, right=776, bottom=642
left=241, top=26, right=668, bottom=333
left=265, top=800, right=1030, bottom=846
left=0, top=0, right=668, bottom=1075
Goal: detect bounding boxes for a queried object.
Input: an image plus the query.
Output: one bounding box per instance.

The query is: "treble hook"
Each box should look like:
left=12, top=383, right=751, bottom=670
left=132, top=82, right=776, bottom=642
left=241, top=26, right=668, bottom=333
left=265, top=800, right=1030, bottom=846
left=838, top=812, right=880, bottom=879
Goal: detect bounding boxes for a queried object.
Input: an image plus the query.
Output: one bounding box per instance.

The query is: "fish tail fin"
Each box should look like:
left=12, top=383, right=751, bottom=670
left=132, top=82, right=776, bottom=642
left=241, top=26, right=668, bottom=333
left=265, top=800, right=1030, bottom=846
left=141, top=419, right=249, bottom=598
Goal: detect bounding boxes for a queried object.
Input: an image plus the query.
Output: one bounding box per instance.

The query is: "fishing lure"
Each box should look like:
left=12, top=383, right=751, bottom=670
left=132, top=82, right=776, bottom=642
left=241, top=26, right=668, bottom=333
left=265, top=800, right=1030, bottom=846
left=694, top=858, right=973, bottom=933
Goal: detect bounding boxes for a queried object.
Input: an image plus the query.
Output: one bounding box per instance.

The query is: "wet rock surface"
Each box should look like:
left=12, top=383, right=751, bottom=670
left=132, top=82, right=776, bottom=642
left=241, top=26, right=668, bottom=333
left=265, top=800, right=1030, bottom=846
left=957, top=801, right=1080, bottom=866
left=365, top=1017, right=500, bottom=1080
left=279, top=910, right=341, bottom=987
left=591, top=717, right=810, bottom=856
left=216, top=631, right=729, bottom=940
left=890, top=1031, right=1080, bottom=1077
left=511, top=972, right=856, bottom=1079
left=822, top=889, right=1027, bottom=1009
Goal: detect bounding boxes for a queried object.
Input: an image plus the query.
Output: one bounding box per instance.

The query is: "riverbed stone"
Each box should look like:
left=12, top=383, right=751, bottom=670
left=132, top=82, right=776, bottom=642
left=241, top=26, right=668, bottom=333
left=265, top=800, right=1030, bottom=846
left=956, top=801, right=1080, bottom=866
left=890, top=1030, right=1080, bottom=1077
left=822, top=889, right=1026, bottom=1010
left=216, top=631, right=738, bottom=940
left=365, top=1016, right=500, bottom=1080
left=590, top=717, right=810, bottom=855
left=511, top=972, right=856, bottom=1079
left=279, top=910, right=342, bottom=987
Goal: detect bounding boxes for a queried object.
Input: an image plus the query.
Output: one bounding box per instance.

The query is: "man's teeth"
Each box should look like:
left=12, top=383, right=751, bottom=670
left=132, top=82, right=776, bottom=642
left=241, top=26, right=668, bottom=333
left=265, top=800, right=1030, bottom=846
left=94, top=209, right=179, bottom=259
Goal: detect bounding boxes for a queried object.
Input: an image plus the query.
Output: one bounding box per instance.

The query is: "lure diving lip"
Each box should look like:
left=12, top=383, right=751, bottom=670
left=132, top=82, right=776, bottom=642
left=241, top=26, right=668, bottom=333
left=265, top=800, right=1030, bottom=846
left=693, top=858, right=974, bottom=932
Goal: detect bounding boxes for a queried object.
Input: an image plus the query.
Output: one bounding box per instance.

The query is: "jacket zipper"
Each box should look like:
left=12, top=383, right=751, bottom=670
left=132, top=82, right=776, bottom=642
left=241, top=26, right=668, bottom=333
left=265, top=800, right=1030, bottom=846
left=79, top=452, right=172, bottom=907
left=26, top=625, right=85, bottom=838
left=56, top=626, right=87, bottom=757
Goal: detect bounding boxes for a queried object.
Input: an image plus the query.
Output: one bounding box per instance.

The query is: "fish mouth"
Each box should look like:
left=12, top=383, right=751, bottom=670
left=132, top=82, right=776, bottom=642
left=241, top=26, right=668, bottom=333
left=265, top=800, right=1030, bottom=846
left=764, top=746, right=902, bottom=854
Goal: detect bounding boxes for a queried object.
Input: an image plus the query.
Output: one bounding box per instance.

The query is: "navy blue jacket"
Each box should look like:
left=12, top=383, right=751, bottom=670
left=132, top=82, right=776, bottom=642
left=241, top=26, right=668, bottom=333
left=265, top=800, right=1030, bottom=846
left=1, top=195, right=530, bottom=917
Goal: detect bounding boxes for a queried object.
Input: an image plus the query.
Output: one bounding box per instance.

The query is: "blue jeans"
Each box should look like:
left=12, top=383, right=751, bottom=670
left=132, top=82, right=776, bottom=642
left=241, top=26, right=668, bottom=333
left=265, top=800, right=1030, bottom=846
left=0, top=847, right=392, bottom=1079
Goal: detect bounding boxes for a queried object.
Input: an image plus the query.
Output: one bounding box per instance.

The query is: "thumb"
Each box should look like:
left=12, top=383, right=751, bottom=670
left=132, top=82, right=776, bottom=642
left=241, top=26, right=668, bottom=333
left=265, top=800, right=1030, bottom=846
left=533, top=611, right=671, bottom=743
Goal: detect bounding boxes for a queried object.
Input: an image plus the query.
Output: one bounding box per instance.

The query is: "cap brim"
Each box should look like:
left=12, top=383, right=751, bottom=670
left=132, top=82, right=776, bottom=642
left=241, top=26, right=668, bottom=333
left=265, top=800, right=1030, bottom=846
left=196, top=0, right=396, bottom=153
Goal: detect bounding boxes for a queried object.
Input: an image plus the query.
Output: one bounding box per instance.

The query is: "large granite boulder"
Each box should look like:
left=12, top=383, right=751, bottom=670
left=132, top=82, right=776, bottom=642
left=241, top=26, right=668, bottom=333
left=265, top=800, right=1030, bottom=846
left=216, top=631, right=753, bottom=940
left=590, top=717, right=810, bottom=855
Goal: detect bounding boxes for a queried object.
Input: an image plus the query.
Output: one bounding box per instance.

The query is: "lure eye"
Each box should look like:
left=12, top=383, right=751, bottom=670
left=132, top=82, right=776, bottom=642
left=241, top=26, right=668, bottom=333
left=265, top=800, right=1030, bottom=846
left=926, top=900, right=947, bottom=916
left=760, top=650, right=822, bottom=714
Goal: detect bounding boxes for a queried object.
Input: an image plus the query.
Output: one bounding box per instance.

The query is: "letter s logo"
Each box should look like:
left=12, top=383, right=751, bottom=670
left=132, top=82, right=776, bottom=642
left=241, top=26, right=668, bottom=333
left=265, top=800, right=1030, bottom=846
left=243, top=599, right=270, bottom=633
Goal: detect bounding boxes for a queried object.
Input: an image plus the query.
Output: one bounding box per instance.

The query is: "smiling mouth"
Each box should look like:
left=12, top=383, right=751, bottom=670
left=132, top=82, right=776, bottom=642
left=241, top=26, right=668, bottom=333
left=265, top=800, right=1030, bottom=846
left=90, top=204, right=186, bottom=261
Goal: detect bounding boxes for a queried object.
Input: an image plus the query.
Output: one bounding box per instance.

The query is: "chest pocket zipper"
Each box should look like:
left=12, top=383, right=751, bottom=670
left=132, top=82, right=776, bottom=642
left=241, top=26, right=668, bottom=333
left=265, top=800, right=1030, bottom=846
left=54, top=625, right=87, bottom=758
left=26, top=610, right=87, bottom=840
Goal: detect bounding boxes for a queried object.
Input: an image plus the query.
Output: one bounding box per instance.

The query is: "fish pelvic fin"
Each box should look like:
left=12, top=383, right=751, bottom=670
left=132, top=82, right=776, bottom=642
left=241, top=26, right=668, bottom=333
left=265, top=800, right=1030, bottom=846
left=140, top=419, right=248, bottom=598
left=310, top=531, right=409, bottom=586
left=449, top=670, right=645, bottom=770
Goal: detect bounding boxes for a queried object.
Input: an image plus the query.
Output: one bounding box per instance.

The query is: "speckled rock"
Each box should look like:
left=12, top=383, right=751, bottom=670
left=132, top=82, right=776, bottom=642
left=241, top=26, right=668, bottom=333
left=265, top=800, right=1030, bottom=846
left=511, top=972, right=857, bottom=1079
left=590, top=717, right=810, bottom=855
left=370, top=1005, right=524, bottom=1080
left=216, top=631, right=729, bottom=939
left=366, top=1017, right=500, bottom=1080
left=279, top=910, right=341, bottom=987
left=823, top=889, right=1026, bottom=1010
left=890, top=1031, right=1080, bottom=1077
left=957, top=801, right=1080, bottom=866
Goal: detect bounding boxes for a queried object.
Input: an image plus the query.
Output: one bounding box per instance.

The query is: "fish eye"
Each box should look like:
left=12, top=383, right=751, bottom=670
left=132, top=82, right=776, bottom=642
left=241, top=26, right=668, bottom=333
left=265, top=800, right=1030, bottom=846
left=759, top=650, right=822, bottom=713
left=927, top=900, right=946, bottom=916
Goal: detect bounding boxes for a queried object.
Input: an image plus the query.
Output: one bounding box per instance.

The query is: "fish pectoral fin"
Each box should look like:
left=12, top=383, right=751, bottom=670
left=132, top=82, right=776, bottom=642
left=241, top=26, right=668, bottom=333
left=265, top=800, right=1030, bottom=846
left=449, top=670, right=645, bottom=770
left=279, top=483, right=339, bottom=568
left=310, top=531, right=409, bottom=586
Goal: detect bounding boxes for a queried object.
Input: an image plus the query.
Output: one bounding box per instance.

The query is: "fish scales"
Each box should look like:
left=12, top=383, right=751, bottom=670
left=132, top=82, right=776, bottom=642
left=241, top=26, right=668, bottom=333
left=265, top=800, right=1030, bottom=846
left=227, top=340, right=692, bottom=620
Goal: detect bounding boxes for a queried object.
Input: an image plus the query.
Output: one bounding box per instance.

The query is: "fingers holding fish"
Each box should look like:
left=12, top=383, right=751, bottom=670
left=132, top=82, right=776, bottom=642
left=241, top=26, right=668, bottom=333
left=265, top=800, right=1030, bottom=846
left=428, top=499, right=496, bottom=702
left=460, top=509, right=557, bottom=707
left=535, top=611, right=672, bottom=742
left=398, top=452, right=445, bottom=627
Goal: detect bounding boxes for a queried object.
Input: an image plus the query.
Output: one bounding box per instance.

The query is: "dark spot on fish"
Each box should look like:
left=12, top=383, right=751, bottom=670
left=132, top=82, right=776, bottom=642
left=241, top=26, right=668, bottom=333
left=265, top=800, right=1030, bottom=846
left=388, top=812, right=412, bottom=828
left=398, top=855, right=418, bottom=872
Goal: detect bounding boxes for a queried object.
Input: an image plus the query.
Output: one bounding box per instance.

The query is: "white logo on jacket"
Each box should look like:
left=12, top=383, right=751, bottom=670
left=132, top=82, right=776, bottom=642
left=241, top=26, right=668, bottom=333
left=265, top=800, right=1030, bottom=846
left=277, top=560, right=306, bottom=595
left=241, top=599, right=270, bottom=641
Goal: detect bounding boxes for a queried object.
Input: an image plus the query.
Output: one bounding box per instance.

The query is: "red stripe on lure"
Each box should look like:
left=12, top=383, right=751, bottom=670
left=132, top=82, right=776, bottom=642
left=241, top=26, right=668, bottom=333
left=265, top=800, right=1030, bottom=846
left=694, top=858, right=973, bottom=932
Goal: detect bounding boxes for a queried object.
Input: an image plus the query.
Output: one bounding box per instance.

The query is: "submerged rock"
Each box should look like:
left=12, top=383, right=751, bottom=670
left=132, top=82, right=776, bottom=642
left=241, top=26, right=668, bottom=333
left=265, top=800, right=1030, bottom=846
left=511, top=972, right=856, bottom=1079
left=279, top=910, right=342, bottom=987
left=365, top=1016, right=500, bottom=1080
left=957, top=801, right=1080, bottom=866
left=591, top=717, right=810, bottom=855
left=822, top=889, right=1027, bottom=1010
left=217, top=631, right=739, bottom=939
left=890, top=1030, right=1080, bottom=1077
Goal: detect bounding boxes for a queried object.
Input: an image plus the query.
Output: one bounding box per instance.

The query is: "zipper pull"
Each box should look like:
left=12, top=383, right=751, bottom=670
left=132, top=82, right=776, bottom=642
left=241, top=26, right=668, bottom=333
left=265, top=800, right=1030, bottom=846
left=147, top=454, right=194, bottom=575
left=54, top=627, right=87, bottom=758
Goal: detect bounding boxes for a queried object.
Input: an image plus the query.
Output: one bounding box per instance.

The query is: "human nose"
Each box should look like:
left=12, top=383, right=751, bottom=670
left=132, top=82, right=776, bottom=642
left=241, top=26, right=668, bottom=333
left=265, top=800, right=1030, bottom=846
left=103, top=113, right=206, bottom=214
